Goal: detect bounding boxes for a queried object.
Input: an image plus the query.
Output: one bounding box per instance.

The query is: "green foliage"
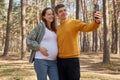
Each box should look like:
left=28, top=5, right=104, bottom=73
left=0, top=0, right=6, bottom=43
left=0, top=0, right=6, bottom=25
left=10, top=1, right=21, bottom=39
left=0, top=0, right=119, bottom=54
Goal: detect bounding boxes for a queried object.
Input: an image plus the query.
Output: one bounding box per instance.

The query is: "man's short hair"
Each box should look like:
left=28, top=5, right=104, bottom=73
left=55, top=4, right=65, bottom=14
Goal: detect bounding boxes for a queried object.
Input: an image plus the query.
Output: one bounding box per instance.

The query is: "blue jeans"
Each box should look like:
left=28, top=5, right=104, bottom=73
left=34, top=59, right=59, bottom=80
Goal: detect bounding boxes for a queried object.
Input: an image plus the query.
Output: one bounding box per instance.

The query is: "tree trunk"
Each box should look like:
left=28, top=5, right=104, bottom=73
left=92, top=0, right=98, bottom=52
left=112, top=0, right=119, bottom=54
left=82, top=0, right=89, bottom=52
left=21, top=0, right=26, bottom=59
left=111, top=14, right=115, bottom=53
left=102, top=0, right=110, bottom=64
left=94, top=30, right=98, bottom=52
left=51, top=0, right=55, bottom=9
left=36, top=0, right=40, bottom=24
left=76, top=0, right=79, bottom=19
left=3, top=0, right=13, bottom=56
left=79, top=0, right=83, bottom=51
left=92, top=31, right=98, bottom=52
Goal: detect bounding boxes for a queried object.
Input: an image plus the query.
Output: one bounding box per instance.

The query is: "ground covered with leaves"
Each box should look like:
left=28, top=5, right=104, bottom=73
left=0, top=52, right=120, bottom=80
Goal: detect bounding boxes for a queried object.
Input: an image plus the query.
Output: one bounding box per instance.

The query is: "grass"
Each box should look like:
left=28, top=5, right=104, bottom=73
left=81, top=71, right=120, bottom=80
left=0, top=60, right=36, bottom=80
left=0, top=52, right=120, bottom=80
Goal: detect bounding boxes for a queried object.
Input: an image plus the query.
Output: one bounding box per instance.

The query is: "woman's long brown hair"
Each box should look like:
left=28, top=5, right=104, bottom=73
left=41, top=7, right=56, bottom=32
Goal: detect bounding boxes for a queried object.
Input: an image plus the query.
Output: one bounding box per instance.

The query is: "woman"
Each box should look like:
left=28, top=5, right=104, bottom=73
left=26, top=7, right=59, bottom=80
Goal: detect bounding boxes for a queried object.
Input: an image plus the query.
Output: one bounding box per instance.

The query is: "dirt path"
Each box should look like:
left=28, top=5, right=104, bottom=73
left=80, top=53, right=120, bottom=79
left=0, top=52, right=120, bottom=80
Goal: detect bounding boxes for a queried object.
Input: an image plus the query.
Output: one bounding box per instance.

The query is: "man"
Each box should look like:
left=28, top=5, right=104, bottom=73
left=55, top=4, right=101, bottom=80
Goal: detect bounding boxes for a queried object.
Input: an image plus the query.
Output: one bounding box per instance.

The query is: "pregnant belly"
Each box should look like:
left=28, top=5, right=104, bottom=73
left=46, top=46, right=58, bottom=57
left=40, top=42, right=58, bottom=59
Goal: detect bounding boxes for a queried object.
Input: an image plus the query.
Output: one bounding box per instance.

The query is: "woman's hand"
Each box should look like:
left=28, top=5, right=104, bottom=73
left=39, top=47, right=49, bottom=56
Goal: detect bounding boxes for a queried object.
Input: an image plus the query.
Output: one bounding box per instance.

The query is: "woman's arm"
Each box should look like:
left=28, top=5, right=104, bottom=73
left=26, top=25, right=40, bottom=51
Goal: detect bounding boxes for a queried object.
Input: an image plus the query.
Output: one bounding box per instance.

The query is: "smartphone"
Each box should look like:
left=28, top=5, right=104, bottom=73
left=94, top=4, right=99, bottom=12
left=94, top=4, right=99, bottom=19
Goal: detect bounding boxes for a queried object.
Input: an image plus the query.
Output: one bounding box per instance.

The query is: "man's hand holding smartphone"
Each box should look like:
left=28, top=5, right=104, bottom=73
left=94, top=4, right=102, bottom=24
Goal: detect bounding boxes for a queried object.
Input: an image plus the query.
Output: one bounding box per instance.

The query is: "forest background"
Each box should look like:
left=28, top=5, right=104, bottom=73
left=0, top=0, right=120, bottom=80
